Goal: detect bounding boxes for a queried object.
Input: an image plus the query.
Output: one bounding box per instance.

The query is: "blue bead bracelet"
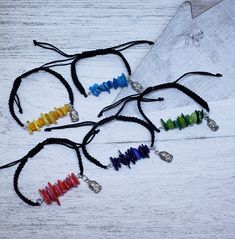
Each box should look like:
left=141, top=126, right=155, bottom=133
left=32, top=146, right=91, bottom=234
left=110, top=144, right=150, bottom=171
left=89, top=73, right=128, bottom=97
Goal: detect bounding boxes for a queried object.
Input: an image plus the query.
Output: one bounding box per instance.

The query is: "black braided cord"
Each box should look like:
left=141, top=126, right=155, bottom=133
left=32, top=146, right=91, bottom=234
left=97, top=71, right=222, bottom=131
left=34, top=40, right=154, bottom=97
left=9, top=67, right=74, bottom=128
left=0, top=137, right=99, bottom=206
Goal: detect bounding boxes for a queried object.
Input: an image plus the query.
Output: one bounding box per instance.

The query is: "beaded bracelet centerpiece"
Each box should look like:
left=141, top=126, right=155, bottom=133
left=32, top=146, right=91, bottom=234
left=89, top=73, right=143, bottom=97
left=110, top=144, right=173, bottom=171
left=26, top=104, right=79, bottom=134
left=38, top=173, right=102, bottom=206
left=160, top=110, right=219, bottom=132
left=39, top=173, right=80, bottom=206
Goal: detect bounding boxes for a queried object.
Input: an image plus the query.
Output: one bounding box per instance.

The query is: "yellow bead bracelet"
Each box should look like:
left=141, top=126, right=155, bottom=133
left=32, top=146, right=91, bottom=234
left=26, top=104, right=77, bottom=134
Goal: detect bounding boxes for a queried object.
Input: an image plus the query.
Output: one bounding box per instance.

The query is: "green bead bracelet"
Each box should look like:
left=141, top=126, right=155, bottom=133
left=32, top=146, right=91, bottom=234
left=160, top=110, right=204, bottom=131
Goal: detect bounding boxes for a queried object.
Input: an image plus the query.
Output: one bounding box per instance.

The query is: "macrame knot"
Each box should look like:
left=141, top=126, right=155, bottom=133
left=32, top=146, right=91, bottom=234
left=27, top=143, right=44, bottom=158
left=80, top=49, right=107, bottom=58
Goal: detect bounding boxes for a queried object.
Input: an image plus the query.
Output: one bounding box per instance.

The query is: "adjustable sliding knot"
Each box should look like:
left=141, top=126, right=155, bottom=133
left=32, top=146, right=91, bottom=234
left=26, top=142, right=44, bottom=158
left=79, top=48, right=110, bottom=58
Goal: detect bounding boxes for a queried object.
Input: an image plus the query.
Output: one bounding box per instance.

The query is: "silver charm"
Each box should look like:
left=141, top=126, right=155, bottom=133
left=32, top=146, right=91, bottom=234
left=155, top=150, right=173, bottom=163
left=87, top=180, right=102, bottom=193
left=207, top=118, right=219, bottom=131
left=128, top=77, right=143, bottom=93
left=78, top=174, right=102, bottom=193
left=204, top=114, right=219, bottom=132
left=69, top=107, right=79, bottom=122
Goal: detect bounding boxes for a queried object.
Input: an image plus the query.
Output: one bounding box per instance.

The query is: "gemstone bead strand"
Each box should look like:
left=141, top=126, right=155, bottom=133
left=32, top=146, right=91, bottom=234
left=26, top=104, right=79, bottom=134
left=110, top=144, right=150, bottom=171
left=160, top=110, right=204, bottom=131
left=89, top=73, right=128, bottom=96
left=38, top=173, right=80, bottom=206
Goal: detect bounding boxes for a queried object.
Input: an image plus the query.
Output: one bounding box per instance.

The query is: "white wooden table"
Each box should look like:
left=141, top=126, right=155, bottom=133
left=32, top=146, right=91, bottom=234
left=1, top=1, right=234, bottom=238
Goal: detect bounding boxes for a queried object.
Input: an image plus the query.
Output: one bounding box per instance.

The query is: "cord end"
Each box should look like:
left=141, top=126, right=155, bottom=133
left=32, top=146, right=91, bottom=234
left=97, top=112, right=103, bottom=118
left=216, top=73, right=222, bottom=77
left=44, top=128, right=51, bottom=132
left=152, top=124, right=160, bottom=133
left=33, top=40, right=38, bottom=46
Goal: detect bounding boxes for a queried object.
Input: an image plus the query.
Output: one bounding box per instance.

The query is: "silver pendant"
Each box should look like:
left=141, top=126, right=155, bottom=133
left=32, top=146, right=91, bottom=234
left=155, top=150, right=173, bottom=163
left=204, top=114, right=219, bottom=132
left=130, top=81, right=143, bottom=93
left=206, top=118, right=219, bottom=131
left=128, top=77, right=143, bottom=93
left=70, top=107, right=79, bottom=122
left=88, top=180, right=102, bottom=193
left=78, top=174, right=102, bottom=193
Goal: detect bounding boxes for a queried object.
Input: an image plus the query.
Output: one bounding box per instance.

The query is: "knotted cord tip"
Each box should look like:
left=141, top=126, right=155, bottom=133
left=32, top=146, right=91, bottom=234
left=44, top=128, right=51, bottom=132
left=152, top=124, right=160, bottom=133
left=33, top=40, right=38, bottom=46
left=97, top=112, right=103, bottom=118
left=216, top=73, right=222, bottom=77
left=81, top=91, right=88, bottom=98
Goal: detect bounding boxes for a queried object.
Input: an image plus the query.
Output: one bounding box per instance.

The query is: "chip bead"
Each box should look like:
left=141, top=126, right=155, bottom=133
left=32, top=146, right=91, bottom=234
left=161, top=110, right=205, bottom=131
left=110, top=144, right=150, bottom=171
left=27, top=104, right=72, bottom=134
left=89, top=73, right=128, bottom=96
left=38, top=173, right=80, bottom=206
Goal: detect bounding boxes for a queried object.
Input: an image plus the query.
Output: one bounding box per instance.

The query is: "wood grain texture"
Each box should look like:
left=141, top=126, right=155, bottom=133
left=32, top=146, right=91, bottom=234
left=0, top=1, right=234, bottom=239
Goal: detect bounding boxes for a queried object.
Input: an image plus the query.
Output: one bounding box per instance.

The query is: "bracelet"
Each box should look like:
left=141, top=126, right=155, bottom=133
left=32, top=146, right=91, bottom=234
left=9, top=67, right=79, bottom=134
left=33, top=40, right=154, bottom=97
